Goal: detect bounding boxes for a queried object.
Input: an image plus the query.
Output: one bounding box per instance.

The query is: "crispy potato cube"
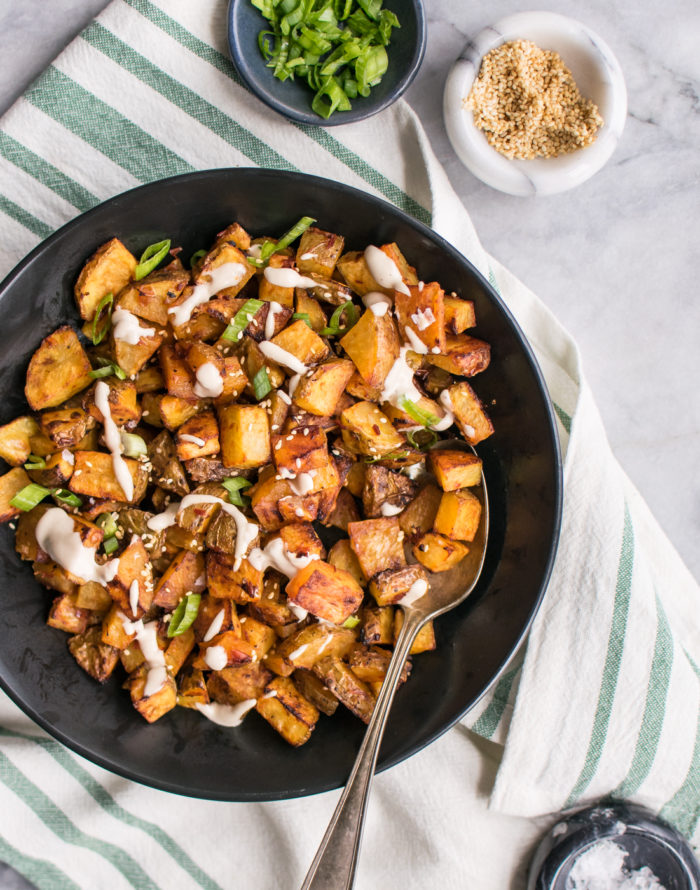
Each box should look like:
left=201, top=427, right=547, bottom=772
left=116, top=264, right=189, bottom=326
left=255, top=676, right=320, bottom=747
left=176, top=482, right=226, bottom=533
left=84, top=379, right=141, bottom=428
left=194, top=630, right=254, bottom=668
left=444, top=296, right=476, bottom=334
left=339, top=310, right=399, bottom=387
left=27, top=451, right=74, bottom=491
left=75, top=581, right=112, bottom=612
left=362, top=465, right=416, bottom=518
left=175, top=410, right=220, bottom=461
left=101, top=603, right=135, bottom=649
left=278, top=522, right=325, bottom=560
left=193, top=595, right=238, bottom=643
left=345, top=371, right=382, bottom=402
left=159, top=395, right=201, bottom=431
left=177, top=667, right=210, bottom=709
left=106, top=534, right=153, bottom=618
left=240, top=616, right=277, bottom=661
left=324, top=487, right=361, bottom=532
left=348, top=517, right=406, bottom=580
left=241, top=339, right=286, bottom=392
left=159, top=344, right=198, bottom=401
left=215, top=356, right=248, bottom=406
left=348, top=643, right=410, bottom=684
left=428, top=335, right=491, bottom=377
left=429, top=450, right=482, bottom=491
left=74, top=237, right=137, bottom=321
left=213, top=222, right=251, bottom=252
left=399, top=484, right=443, bottom=538
left=207, top=551, right=263, bottom=604
left=369, top=564, right=428, bottom=606
left=184, top=341, right=224, bottom=385
left=394, top=610, right=436, bottom=654
left=292, top=359, right=355, bottom=416
left=68, top=626, right=120, bottom=682
left=336, top=251, right=383, bottom=296
left=25, top=326, right=93, bottom=410
left=111, top=325, right=164, bottom=378
left=412, top=532, right=469, bottom=572
left=278, top=493, right=318, bottom=524
left=272, top=426, right=327, bottom=476
left=294, top=291, right=327, bottom=332
left=170, top=311, right=226, bottom=343
left=70, top=451, right=148, bottom=504
left=340, top=401, right=404, bottom=457
left=275, top=624, right=357, bottom=671
left=270, top=320, right=329, bottom=365
left=0, top=467, right=32, bottom=523
left=394, top=282, right=446, bottom=353
left=207, top=662, right=272, bottom=704
left=195, top=240, right=254, bottom=301
left=153, top=549, right=206, bottom=610
left=293, top=669, right=339, bottom=716
left=47, top=592, right=89, bottom=634
left=327, top=539, right=364, bottom=586
left=447, top=382, right=494, bottom=446
left=360, top=604, right=395, bottom=646
left=164, top=628, right=195, bottom=676
left=312, top=655, right=376, bottom=723
left=286, top=559, right=364, bottom=624
left=258, top=252, right=296, bottom=308
left=0, top=416, right=39, bottom=466
left=204, top=510, right=240, bottom=554
left=33, top=561, right=77, bottom=595
left=148, top=429, right=189, bottom=496
left=39, top=403, right=93, bottom=449
left=121, top=642, right=145, bottom=673
left=219, top=404, right=271, bottom=468
left=434, top=488, right=482, bottom=542
left=127, top=667, right=177, bottom=723
left=15, top=504, right=49, bottom=561
left=296, top=227, right=344, bottom=277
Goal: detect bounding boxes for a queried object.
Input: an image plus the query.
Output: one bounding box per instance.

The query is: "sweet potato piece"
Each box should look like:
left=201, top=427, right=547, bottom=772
left=434, top=489, right=482, bottom=542
left=312, top=655, right=376, bottom=723
left=394, top=610, right=436, bottom=654
left=241, top=339, right=286, bottom=392
left=194, top=240, right=254, bottom=300
left=116, top=264, right=189, bottom=326
left=294, top=291, right=327, bottom=332
left=340, top=401, right=404, bottom=457
left=127, top=667, right=177, bottom=723
left=106, top=534, right=153, bottom=618
left=68, top=626, right=119, bottom=682
left=70, top=451, right=148, bottom=504
left=394, top=281, right=446, bottom=353
left=177, top=667, right=210, bottom=709
left=164, top=628, right=195, bottom=676
left=272, top=426, right=327, bottom=476
left=323, top=488, right=361, bottom=532
left=215, top=356, right=248, bottom=406
left=339, top=310, right=399, bottom=387
left=248, top=575, right=297, bottom=627
left=369, top=564, right=428, bottom=607
left=159, top=395, right=201, bottom=431
left=412, top=532, right=469, bottom=573
left=207, top=661, right=272, bottom=704
left=429, top=451, right=482, bottom=491
left=383, top=394, right=449, bottom=433
left=274, top=624, right=357, bottom=671
left=159, top=344, right=198, bottom=401
left=153, top=549, right=206, bottom=610
left=194, top=630, right=254, bottom=668
left=447, top=382, right=494, bottom=446
left=134, top=366, right=164, bottom=394
left=286, top=560, right=364, bottom=625
left=33, top=561, right=77, bottom=596
left=101, top=603, right=135, bottom=649
left=74, top=237, right=137, bottom=321
left=170, top=311, right=226, bottom=343
left=428, top=335, right=491, bottom=377
left=111, top=324, right=164, bottom=378
left=293, top=669, right=339, bottom=716
left=207, top=551, right=263, bottom=604
left=399, top=484, right=443, bottom=539
left=25, top=326, right=93, bottom=410
left=348, top=517, right=406, bottom=580
left=360, top=604, right=395, bottom=646
left=0, top=416, right=40, bottom=466
left=193, top=595, right=238, bottom=643
left=47, top=592, right=89, bottom=634
left=346, top=371, right=382, bottom=402
left=219, top=404, right=271, bottom=469
left=257, top=253, right=296, bottom=308
left=362, top=465, right=416, bottom=519
left=213, top=222, right=251, bottom=252
left=444, top=296, right=476, bottom=334
left=348, top=644, right=411, bottom=684
left=292, top=359, right=355, bottom=416
left=84, top=379, right=141, bottom=428
left=327, top=539, right=364, bottom=586
left=240, top=615, right=277, bottom=661
left=296, top=227, right=344, bottom=277
left=0, top=467, right=32, bottom=523
left=278, top=522, right=325, bottom=560
left=255, top=676, right=319, bottom=747
left=175, top=410, right=220, bottom=461
left=270, top=320, right=329, bottom=365
left=39, top=403, right=94, bottom=449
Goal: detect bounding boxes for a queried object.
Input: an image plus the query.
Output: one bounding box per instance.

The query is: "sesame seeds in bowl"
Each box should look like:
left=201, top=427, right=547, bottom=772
left=443, top=12, right=627, bottom=196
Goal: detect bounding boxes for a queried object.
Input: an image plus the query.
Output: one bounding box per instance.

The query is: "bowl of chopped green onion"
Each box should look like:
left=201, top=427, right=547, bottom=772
left=228, top=0, right=426, bottom=124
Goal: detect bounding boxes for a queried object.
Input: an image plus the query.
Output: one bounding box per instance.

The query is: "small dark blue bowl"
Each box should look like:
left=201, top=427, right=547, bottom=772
left=228, top=0, right=426, bottom=125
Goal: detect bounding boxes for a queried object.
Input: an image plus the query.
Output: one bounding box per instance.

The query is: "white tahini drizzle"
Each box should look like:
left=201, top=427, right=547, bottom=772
left=264, top=300, right=286, bottom=340
left=193, top=362, right=224, bottom=398
left=196, top=700, right=257, bottom=727
left=35, top=507, right=119, bottom=584
left=362, top=291, right=392, bottom=317
left=364, top=245, right=410, bottom=295
left=248, top=537, right=319, bottom=579
left=263, top=267, right=317, bottom=289
left=61, top=449, right=75, bottom=465
left=289, top=602, right=308, bottom=621
left=380, top=346, right=422, bottom=408
left=203, top=608, right=225, bottom=642
left=380, top=502, right=403, bottom=517
left=204, top=644, right=228, bottom=671
left=433, top=390, right=455, bottom=432
left=168, top=262, right=246, bottom=327
left=398, top=578, right=428, bottom=607
left=179, top=433, right=206, bottom=446
left=277, top=390, right=291, bottom=405
left=94, top=380, right=134, bottom=501
left=258, top=341, right=307, bottom=374
left=410, top=308, right=435, bottom=331
left=405, top=327, right=428, bottom=355
left=129, top=579, right=140, bottom=616
left=120, top=616, right=168, bottom=696
left=111, top=308, right=155, bottom=345
left=277, top=467, right=316, bottom=496
left=288, top=643, right=309, bottom=662
left=146, top=495, right=258, bottom=569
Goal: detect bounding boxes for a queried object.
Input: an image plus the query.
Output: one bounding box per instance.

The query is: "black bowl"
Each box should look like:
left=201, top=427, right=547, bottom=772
left=0, top=168, right=561, bottom=800
left=228, top=0, right=426, bottom=125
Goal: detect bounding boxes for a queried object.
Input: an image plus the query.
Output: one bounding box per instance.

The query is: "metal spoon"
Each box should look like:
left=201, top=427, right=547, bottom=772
left=300, top=451, right=489, bottom=890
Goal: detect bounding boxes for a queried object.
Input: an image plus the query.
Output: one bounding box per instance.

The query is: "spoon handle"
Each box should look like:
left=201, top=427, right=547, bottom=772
left=300, top=607, right=425, bottom=890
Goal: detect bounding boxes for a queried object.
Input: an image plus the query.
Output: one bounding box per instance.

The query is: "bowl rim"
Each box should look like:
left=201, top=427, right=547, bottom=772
left=443, top=10, right=628, bottom=196
left=0, top=168, right=563, bottom=799
left=227, top=0, right=427, bottom=126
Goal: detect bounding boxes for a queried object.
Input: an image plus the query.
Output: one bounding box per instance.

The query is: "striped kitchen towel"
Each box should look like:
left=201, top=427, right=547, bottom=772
left=0, top=1, right=698, bottom=888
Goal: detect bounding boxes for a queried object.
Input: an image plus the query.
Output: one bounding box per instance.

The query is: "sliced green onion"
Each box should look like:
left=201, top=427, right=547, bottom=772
left=259, top=216, right=316, bottom=263
left=23, top=455, right=46, bottom=471
left=407, top=428, right=438, bottom=451
left=103, top=535, right=119, bottom=555
left=167, top=593, right=201, bottom=638
left=92, top=292, right=114, bottom=345
left=321, top=301, right=359, bottom=336
left=252, top=367, right=272, bottom=401
left=10, top=483, right=51, bottom=511
left=89, top=358, right=127, bottom=381
left=292, top=312, right=313, bottom=328
left=190, top=249, right=206, bottom=268
left=222, top=476, right=253, bottom=508
left=365, top=450, right=410, bottom=464
left=342, top=615, right=360, bottom=628
left=53, top=489, right=83, bottom=508
left=96, top=512, right=118, bottom=537
left=399, top=398, right=439, bottom=428
left=120, top=432, right=148, bottom=459
left=221, top=298, right=265, bottom=342
left=134, top=239, right=171, bottom=280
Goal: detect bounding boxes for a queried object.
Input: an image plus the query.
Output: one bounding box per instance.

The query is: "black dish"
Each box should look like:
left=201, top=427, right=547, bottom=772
left=0, top=168, right=561, bottom=801
left=228, top=0, right=426, bottom=125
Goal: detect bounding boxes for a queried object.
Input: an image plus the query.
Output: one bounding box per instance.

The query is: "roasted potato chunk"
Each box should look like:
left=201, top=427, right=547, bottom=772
left=312, top=655, right=375, bottom=723
left=394, top=281, right=446, bottom=353
left=256, top=676, right=320, bottom=747
left=447, top=381, right=495, bottom=446
left=444, top=296, right=476, bottom=334
left=286, top=560, right=364, bottom=624
left=292, top=359, right=355, bottom=416
left=175, top=410, right=220, bottom=461
left=0, top=416, right=39, bottom=466
left=412, top=532, right=469, bottom=573
left=69, top=451, right=148, bottom=504
left=348, top=517, right=406, bottom=580
left=369, top=564, right=428, bottom=606
left=433, top=488, right=482, bottom=542
left=339, top=310, right=399, bottom=387
left=428, top=335, right=491, bottom=377
left=429, top=450, right=483, bottom=491
left=295, top=227, right=344, bottom=277
left=0, top=467, right=32, bottom=523
left=74, top=237, right=137, bottom=321
left=68, top=626, right=119, bottom=682
left=219, top=404, right=271, bottom=468
left=25, top=326, right=93, bottom=410
left=340, top=401, right=404, bottom=457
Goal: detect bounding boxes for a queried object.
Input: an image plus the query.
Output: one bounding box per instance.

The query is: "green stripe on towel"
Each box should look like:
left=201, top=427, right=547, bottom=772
left=0, top=194, right=52, bottom=239
left=0, top=833, right=80, bottom=890
left=471, top=665, right=521, bottom=740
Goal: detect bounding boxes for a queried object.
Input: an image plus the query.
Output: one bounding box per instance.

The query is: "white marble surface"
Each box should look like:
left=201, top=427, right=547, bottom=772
left=0, top=1, right=697, bottom=887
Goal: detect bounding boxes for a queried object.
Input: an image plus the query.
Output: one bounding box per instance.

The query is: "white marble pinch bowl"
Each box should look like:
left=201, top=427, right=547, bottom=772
left=443, top=11, right=627, bottom=196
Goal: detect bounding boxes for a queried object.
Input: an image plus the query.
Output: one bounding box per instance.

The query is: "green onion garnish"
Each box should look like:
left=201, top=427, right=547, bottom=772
left=89, top=358, right=127, bottom=381
left=407, top=428, right=438, bottom=451
left=134, top=239, right=171, bottom=281
left=222, top=476, right=253, bottom=508
left=167, top=593, right=201, bottom=638
left=321, top=301, right=359, bottom=336
left=259, top=216, right=316, bottom=263
left=190, top=249, right=206, bottom=268
left=252, top=367, right=272, bottom=401
left=399, top=398, right=439, bottom=428
left=221, top=298, right=265, bottom=342
left=365, top=450, right=410, bottom=464
left=96, top=512, right=118, bottom=537
left=92, top=292, right=114, bottom=345
left=120, top=432, right=148, bottom=459
left=53, top=489, right=83, bottom=508
left=24, top=455, right=46, bottom=471
left=342, top=615, right=360, bottom=628
left=292, top=312, right=313, bottom=328
left=10, top=483, right=51, bottom=511
left=103, top=536, right=119, bottom=555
